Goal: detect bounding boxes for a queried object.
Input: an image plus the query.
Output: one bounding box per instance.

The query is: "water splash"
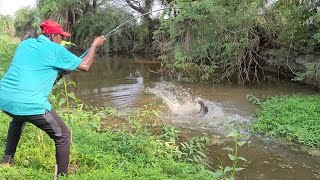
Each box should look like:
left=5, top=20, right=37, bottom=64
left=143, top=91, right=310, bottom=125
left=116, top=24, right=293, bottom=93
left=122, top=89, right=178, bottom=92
left=145, top=82, right=197, bottom=115
left=145, top=82, right=252, bottom=135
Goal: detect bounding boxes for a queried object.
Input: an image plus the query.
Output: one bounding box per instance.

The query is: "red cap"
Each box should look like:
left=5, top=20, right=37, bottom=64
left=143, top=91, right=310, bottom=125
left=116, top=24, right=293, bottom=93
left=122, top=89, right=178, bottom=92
left=40, top=19, right=71, bottom=36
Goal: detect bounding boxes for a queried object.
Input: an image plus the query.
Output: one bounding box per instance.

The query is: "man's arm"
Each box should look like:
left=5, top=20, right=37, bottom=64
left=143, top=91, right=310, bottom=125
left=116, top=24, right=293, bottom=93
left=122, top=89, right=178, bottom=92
left=77, top=36, right=106, bottom=71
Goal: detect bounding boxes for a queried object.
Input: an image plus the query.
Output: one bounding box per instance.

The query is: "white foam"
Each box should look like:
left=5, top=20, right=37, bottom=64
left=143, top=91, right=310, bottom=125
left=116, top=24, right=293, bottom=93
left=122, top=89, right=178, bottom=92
left=145, top=82, right=252, bottom=135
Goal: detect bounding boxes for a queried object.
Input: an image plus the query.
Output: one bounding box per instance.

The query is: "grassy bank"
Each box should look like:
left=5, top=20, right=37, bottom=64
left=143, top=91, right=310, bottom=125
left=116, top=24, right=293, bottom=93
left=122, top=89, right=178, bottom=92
left=0, top=104, right=217, bottom=179
left=252, top=95, right=320, bottom=147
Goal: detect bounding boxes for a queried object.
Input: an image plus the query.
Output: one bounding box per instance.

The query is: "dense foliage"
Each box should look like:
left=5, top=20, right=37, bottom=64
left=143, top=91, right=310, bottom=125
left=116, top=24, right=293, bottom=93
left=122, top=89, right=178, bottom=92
left=154, top=0, right=263, bottom=82
left=14, top=7, right=40, bottom=40
left=0, top=16, right=15, bottom=37
left=262, top=1, right=320, bottom=53
left=153, top=0, right=320, bottom=83
left=0, top=35, right=19, bottom=77
left=252, top=95, right=320, bottom=147
left=74, top=8, right=137, bottom=52
left=36, top=0, right=143, bottom=53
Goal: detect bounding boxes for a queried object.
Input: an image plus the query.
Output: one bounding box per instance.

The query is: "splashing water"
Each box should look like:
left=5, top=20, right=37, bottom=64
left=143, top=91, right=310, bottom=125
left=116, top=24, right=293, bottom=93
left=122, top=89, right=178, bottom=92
left=145, top=82, right=252, bottom=135
left=145, top=82, right=197, bottom=115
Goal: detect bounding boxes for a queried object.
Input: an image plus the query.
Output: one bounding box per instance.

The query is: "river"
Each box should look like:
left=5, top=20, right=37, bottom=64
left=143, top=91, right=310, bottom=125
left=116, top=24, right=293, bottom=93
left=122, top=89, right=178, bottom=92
left=70, top=55, right=320, bottom=180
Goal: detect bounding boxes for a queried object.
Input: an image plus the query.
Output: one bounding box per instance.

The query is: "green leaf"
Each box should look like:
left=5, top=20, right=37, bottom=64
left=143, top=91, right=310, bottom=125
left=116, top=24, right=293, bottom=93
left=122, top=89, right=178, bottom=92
left=224, top=166, right=232, bottom=173
left=238, top=156, right=247, bottom=162
left=227, top=129, right=240, bottom=138
left=69, top=80, right=77, bottom=87
left=228, top=154, right=236, bottom=161
left=61, top=40, right=76, bottom=47
left=68, top=92, right=77, bottom=100
left=59, top=98, right=66, bottom=107
left=211, top=169, right=223, bottom=178
left=235, top=167, right=245, bottom=171
left=197, top=151, right=207, bottom=158
left=237, top=141, right=246, bottom=147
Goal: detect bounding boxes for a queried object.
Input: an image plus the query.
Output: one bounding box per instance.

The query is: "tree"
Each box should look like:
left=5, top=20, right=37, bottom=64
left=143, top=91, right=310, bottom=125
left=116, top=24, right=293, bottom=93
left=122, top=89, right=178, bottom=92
left=122, top=0, right=161, bottom=52
left=124, top=0, right=154, bottom=25
left=14, top=7, right=40, bottom=40
left=154, top=0, right=264, bottom=83
left=0, top=15, right=15, bottom=37
left=37, top=0, right=85, bottom=41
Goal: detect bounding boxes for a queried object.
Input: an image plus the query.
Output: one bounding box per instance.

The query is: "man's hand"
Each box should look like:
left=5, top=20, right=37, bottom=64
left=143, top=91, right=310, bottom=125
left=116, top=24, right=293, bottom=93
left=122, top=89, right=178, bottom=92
left=77, top=36, right=107, bottom=71
left=92, top=36, right=106, bottom=48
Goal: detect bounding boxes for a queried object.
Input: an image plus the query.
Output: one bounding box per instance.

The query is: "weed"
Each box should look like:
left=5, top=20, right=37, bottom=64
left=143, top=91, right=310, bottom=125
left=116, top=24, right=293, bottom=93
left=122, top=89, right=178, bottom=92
left=0, top=102, right=215, bottom=179
left=212, top=129, right=247, bottom=180
left=246, top=93, right=263, bottom=105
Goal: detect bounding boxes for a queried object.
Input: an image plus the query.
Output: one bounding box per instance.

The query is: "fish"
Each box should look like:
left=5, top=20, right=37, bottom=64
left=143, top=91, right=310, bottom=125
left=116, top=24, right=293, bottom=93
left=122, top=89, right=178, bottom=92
left=195, top=99, right=208, bottom=117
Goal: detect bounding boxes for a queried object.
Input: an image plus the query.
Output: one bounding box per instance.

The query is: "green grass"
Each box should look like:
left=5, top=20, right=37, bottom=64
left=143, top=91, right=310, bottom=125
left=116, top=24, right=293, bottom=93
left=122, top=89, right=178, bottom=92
left=252, top=95, right=320, bottom=147
left=0, top=106, right=215, bottom=179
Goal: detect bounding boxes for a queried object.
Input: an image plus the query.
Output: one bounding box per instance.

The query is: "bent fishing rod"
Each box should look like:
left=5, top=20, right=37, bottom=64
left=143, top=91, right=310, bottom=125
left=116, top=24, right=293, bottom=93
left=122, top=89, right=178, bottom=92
left=81, top=7, right=171, bottom=56
left=54, top=7, right=171, bottom=85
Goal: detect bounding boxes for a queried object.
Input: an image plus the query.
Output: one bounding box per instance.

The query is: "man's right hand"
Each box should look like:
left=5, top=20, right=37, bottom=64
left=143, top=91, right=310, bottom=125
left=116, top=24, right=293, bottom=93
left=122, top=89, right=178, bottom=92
left=78, top=36, right=107, bottom=71
left=92, top=36, right=106, bottom=48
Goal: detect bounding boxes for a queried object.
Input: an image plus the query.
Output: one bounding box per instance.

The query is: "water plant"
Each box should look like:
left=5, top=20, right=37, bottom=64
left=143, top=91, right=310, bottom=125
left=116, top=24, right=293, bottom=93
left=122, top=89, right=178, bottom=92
left=246, top=93, right=263, bottom=105
left=178, top=135, right=210, bottom=166
left=212, top=129, right=247, bottom=180
left=252, top=95, right=320, bottom=147
left=159, top=126, right=212, bottom=168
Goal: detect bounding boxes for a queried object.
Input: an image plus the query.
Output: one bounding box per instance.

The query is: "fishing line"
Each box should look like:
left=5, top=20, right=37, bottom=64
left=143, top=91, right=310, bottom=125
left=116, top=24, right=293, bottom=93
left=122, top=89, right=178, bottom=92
left=55, top=6, right=257, bottom=85
left=54, top=8, right=171, bottom=85
left=79, top=7, right=171, bottom=58
left=79, top=21, right=137, bottom=58
left=106, top=22, right=137, bottom=37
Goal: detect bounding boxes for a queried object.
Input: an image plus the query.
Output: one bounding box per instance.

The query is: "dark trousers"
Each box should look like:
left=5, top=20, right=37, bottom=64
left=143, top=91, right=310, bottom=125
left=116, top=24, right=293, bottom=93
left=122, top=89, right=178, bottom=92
left=2, top=109, right=71, bottom=174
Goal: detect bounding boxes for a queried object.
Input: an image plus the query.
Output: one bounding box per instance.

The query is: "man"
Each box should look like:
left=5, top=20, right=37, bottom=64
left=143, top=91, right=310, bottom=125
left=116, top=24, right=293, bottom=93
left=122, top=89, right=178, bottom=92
left=0, top=19, right=106, bottom=175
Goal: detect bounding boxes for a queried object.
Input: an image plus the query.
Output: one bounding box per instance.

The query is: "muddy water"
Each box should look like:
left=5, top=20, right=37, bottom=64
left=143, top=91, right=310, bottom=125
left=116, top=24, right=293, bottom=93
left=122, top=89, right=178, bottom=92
left=70, top=55, right=320, bottom=179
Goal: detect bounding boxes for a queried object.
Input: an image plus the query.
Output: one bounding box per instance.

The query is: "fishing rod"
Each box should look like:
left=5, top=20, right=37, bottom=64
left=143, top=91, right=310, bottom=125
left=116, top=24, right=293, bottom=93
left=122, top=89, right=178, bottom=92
left=54, top=7, right=171, bottom=85
left=80, top=7, right=171, bottom=57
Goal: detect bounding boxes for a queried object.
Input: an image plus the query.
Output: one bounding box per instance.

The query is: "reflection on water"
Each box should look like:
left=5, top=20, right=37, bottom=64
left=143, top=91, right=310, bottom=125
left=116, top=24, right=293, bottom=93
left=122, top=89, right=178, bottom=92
left=69, top=55, right=320, bottom=180
left=70, top=55, right=160, bottom=110
left=107, top=76, right=144, bottom=108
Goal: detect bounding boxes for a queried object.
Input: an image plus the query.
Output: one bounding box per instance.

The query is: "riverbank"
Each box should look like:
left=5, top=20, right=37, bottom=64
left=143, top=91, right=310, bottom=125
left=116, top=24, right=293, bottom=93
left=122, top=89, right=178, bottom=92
left=251, top=95, right=320, bottom=147
left=0, top=105, right=216, bottom=179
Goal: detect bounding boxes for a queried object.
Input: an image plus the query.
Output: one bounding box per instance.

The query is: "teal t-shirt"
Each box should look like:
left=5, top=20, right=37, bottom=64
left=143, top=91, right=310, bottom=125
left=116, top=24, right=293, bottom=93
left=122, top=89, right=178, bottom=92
left=0, top=35, right=82, bottom=115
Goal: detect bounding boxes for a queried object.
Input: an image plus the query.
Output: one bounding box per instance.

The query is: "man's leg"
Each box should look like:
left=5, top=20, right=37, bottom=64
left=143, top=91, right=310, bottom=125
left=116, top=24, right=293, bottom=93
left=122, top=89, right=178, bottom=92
left=2, top=118, right=26, bottom=165
left=28, top=109, right=71, bottom=175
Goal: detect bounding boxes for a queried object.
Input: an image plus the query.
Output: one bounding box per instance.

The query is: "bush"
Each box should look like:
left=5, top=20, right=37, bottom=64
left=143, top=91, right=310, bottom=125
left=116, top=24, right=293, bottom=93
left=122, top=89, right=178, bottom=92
left=252, top=95, right=320, bottom=147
